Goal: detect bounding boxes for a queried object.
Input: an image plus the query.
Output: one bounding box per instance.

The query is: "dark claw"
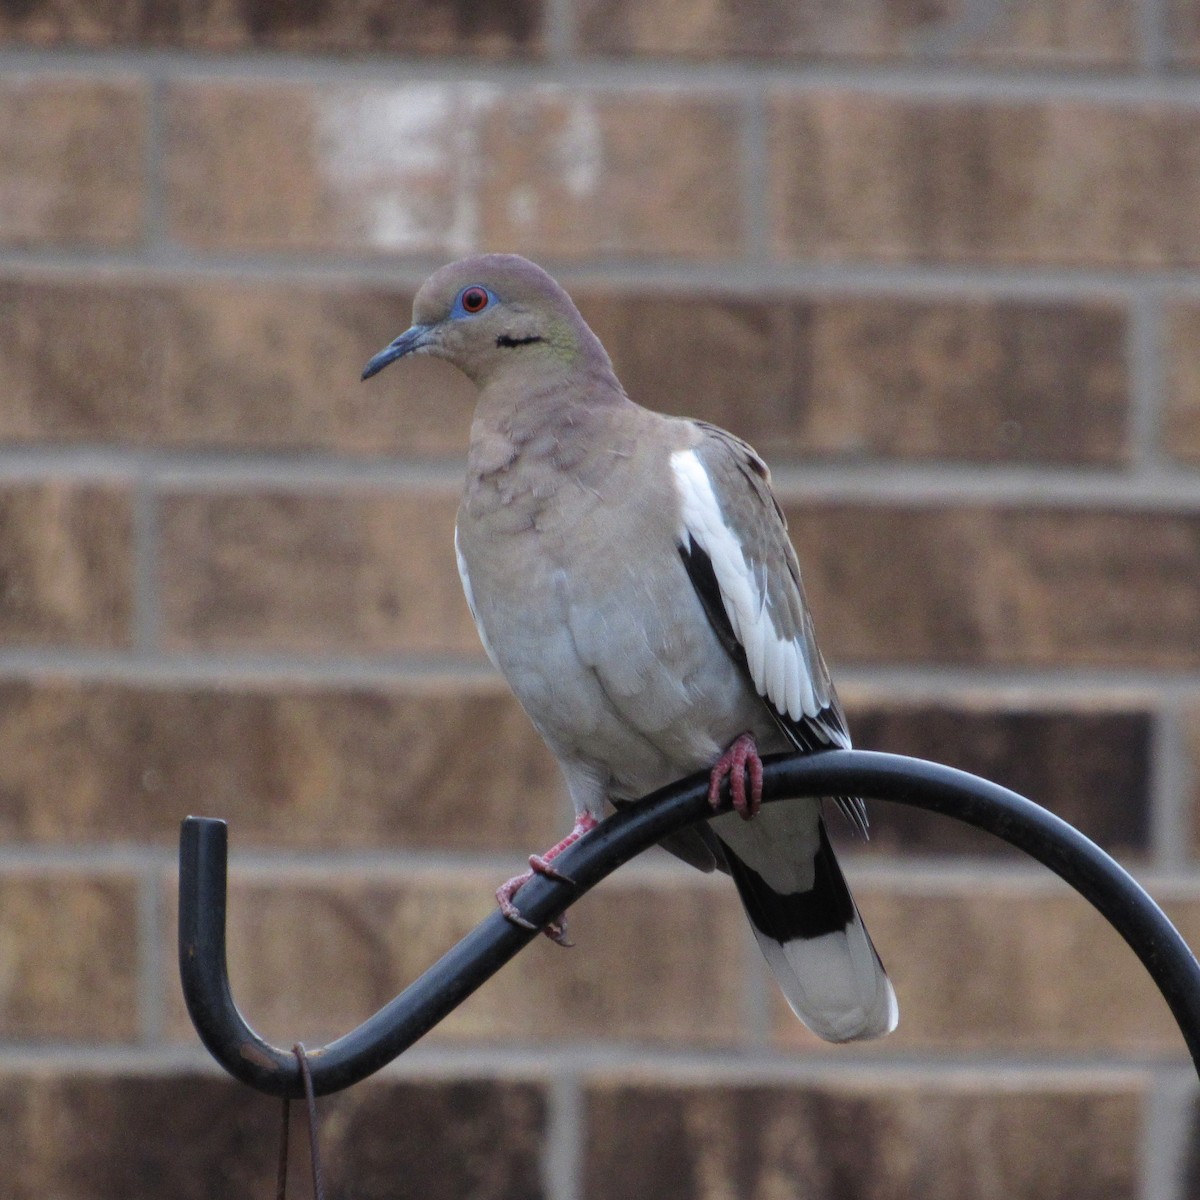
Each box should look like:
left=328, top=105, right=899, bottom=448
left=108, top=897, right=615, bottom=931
left=529, top=854, right=576, bottom=886
left=501, top=902, right=573, bottom=946
left=501, top=906, right=539, bottom=933
left=544, top=918, right=573, bottom=947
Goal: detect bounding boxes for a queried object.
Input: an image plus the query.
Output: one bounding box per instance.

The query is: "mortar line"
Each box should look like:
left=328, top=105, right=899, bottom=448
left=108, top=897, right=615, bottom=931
left=0, top=843, right=550, bottom=880
left=1128, top=289, right=1170, bottom=469
left=150, top=458, right=467, bottom=490
left=0, top=446, right=467, bottom=488
left=6, top=443, right=1200, bottom=504
left=381, top=1046, right=1175, bottom=1086
left=1152, top=699, right=1195, bottom=872
left=0, top=648, right=497, bottom=685
left=1138, top=0, right=1173, bottom=73
left=544, top=0, right=577, bottom=63
left=141, top=71, right=170, bottom=255
left=0, top=1038, right=1168, bottom=1083
left=137, top=864, right=165, bottom=1047
left=5, top=839, right=1189, bottom=905
left=739, top=84, right=773, bottom=267
left=0, top=843, right=1170, bottom=889
left=3, top=649, right=1200, bottom=699
left=1142, top=1067, right=1195, bottom=1200
left=8, top=47, right=1200, bottom=100
left=132, top=479, right=162, bottom=655
left=0, top=841, right=617, bottom=875
left=835, top=666, right=1200, bottom=701
left=9, top=247, right=1200, bottom=299
left=767, top=464, right=1200, bottom=507
left=543, top=1072, right=584, bottom=1200
left=0, top=845, right=175, bottom=872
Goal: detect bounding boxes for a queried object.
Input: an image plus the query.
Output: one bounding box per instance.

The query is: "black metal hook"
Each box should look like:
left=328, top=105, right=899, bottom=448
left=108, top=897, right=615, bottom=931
left=179, top=749, right=1200, bottom=1097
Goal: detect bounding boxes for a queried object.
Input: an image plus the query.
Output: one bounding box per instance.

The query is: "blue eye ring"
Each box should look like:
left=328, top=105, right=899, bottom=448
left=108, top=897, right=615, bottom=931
left=455, top=285, right=492, bottom=317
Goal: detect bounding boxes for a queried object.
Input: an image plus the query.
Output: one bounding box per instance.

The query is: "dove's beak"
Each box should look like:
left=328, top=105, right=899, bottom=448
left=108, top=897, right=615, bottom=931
left=361, top=324, right=435, bottom=380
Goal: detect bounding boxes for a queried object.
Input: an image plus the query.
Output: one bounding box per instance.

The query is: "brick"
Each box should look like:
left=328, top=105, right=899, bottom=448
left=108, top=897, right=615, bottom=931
left=0, top=277, right=474, bottom=455
left=770, top=92, right=1200, bottom=267
left=474, top=90, right=743, bottom=260
left=841, top=702, right=1152, bottom=858
left=22, top=689, right=1137, bottom=862
left=0, top=279, right=156, bottom=444
left=160, top=490, right=477, bottom=654
left=585, top=1078, right=1142, bottom=1200
left=163, top=495, right=1200, bottom=669
left=165, top=872, right=748, bottom=1047
left=785, top=503, right=1200, bottom=668
left=773, top=880, right=1198, bottom=1055
left=0, top=278, right=1126, bottom=465
left=0, top=0, right=544, bottom=56
left=581, top=291, right=1129, bottom=464
left=580, top=0, right=1137, bottom=66
left=1165, top=302, right=1200, bottom=465
left=0, top=1072, right=546, bottom=1200
left=0, top=873, right=139, bottom=1041
left=0, top=484, right=132, bottom=647
left=311, top=1079, right=546, bottom=1200
left=166, top=83, right=742, bottom=260
left=165, top=81, right=466, bottom=256
left=0, top=679, right=560, bottom=851
left=0, top=79, right=145, bottom=249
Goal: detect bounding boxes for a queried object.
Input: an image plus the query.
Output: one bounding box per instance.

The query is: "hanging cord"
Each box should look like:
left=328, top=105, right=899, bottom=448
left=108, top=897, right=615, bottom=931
left=274, top=1043, right=326, bottom=1200
left=274, top=1093, right=289, bottom=1200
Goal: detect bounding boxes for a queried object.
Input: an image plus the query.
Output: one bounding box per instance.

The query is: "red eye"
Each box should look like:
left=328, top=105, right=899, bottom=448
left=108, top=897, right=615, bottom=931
left=461, top=286, right=489, bottom=314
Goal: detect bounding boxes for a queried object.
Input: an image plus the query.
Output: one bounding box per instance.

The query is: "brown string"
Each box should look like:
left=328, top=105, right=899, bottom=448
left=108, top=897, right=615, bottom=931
left=295, top=1044, right=326, bottom=1200
left=274, top=1043, right=326, bottom=1200
left=275, top=1095, right=290, bottom=1200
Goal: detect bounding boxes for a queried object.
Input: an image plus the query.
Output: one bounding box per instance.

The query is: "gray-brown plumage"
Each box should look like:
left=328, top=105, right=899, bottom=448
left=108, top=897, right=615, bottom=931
left=363, top=254, right=897, bottom=1042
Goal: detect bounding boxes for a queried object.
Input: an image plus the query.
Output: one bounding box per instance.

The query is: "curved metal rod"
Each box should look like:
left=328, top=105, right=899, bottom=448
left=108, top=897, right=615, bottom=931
left=179, top=750, right=1200, bottom=1097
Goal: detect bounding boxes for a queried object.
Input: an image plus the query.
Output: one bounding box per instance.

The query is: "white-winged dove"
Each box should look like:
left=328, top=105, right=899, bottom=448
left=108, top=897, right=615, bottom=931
left=363, top=255, right=897, bottom=1042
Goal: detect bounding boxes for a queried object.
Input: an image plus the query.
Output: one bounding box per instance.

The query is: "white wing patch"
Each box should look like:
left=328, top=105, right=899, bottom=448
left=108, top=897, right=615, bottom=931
left=454, top=523, right=500, bottom=669
left=670, top=448, right=819, bottom=723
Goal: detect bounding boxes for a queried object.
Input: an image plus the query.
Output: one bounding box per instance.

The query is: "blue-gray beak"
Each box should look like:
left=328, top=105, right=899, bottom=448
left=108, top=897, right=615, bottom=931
left=361, top=324, right=434, bottom=380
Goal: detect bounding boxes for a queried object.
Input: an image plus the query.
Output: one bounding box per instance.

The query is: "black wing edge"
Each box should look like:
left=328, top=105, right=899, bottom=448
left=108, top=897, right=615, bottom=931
left=678, top=535, right=869, bottom=840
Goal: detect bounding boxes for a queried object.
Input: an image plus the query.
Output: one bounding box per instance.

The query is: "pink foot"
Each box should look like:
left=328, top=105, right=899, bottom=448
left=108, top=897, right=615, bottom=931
left=707, top=732, right=764, bottom=820
left=496, top=813, right=600, bottom=946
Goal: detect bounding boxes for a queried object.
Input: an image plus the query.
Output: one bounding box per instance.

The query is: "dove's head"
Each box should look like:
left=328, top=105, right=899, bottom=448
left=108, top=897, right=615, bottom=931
left=362, top=254, right=612, bottom=389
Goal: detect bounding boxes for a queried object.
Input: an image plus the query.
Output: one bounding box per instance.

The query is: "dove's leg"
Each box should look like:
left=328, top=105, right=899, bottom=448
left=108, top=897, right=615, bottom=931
left=496, top=813, right=600, bottom=945
left=707, top=731, right=764, bottom=820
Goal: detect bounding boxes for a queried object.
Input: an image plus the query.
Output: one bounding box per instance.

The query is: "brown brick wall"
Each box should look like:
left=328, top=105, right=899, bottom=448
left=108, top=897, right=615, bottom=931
left=0, top=3, right=1196, bottom=1198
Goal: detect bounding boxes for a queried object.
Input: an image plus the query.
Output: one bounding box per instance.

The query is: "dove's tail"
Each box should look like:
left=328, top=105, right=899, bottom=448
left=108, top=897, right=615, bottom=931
left=715, top=809, right=897, bottom=1043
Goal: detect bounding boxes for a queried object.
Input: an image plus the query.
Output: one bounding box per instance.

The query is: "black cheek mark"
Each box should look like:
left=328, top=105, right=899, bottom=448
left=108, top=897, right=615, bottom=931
left=496, top=334, right=544, bottom=348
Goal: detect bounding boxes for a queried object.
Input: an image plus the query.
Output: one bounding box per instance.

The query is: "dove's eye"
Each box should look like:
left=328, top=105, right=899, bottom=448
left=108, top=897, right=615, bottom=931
left=460, top=286, right=490, bottom=314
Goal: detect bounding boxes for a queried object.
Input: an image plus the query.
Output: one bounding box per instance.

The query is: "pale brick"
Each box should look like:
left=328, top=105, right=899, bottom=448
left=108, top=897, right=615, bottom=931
left=159, top=490, right=477, bottom=655
left=581, top=0, right=1137, bottom=66
left=0, top=680, right=561, bottom=851
left=771, top=92, right=1200, bottom=267
left=167, top=83, right=742, bottom=260
left=0, top=79, right=145, bottom=248
left=586, top=1077, right=1143, bottom=1200
left=0, top=484, right=132, bottom=647
left=165, top=872, right=749, bottom=1048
